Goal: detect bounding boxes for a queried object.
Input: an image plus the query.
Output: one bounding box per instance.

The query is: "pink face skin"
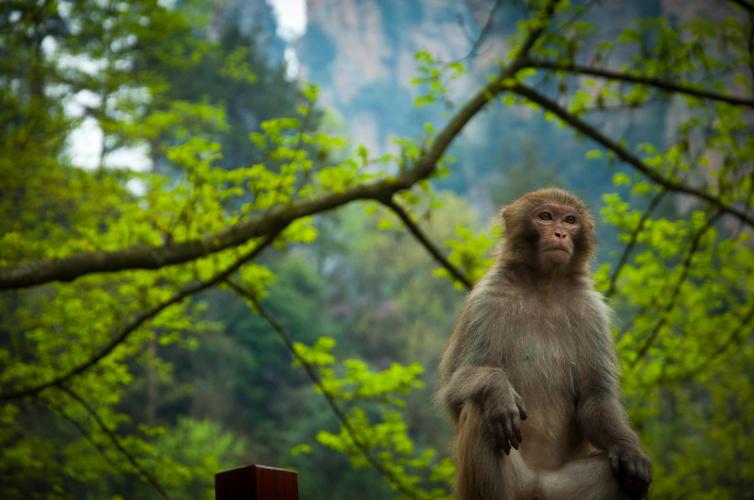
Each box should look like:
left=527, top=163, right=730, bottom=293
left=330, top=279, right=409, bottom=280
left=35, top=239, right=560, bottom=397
left=530, top=203, right=582, bottom=271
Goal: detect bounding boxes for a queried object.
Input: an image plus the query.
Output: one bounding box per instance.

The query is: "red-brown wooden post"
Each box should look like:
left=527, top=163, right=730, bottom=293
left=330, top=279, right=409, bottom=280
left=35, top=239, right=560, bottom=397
left=215, top=464, right=299, bottom=500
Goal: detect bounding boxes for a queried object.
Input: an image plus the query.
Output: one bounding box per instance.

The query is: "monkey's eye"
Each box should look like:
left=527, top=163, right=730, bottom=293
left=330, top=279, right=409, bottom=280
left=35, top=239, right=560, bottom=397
left=564, top=215, right=577, bottom=224
left=538, top=212, right=553, bottom=221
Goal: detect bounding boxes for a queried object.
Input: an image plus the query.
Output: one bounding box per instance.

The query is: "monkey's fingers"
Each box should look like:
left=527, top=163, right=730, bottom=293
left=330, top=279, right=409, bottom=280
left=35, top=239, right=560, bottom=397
left=515, top=396, right=528, bottom=421
left=621, top=456, right=638, bottom=479
left=635, top=461, right=652, bottom=497
left=497, top=422, right=512, bottom=455
left=627, top=476, right=649, bottom=500
left=642, top=461, right=653, bottom=484
left=618, top=456, right=650, bottom=499
left=503, top=417, right=520, bottom=450
left=490, top=421, right=510, bottom=455
left=608, top=453, right=620, bottom=475
left=510, top=413, right=523, bottom=444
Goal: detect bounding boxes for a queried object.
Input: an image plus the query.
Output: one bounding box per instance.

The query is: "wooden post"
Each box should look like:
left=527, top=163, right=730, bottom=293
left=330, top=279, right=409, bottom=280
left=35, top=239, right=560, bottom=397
left=215, top=464, right=299, bottom=500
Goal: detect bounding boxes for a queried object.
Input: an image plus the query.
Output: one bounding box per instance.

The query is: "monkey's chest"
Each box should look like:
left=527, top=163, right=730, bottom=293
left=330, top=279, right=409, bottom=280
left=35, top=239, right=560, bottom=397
left=509, top=339, right=577, bottom=391
left=516, top=338, right=575, bottom=365
left=510, top=336, right=583, bottom=466
left=502, top=304, right=581, bottom=402
left=503, top=302, right=579, bottom=362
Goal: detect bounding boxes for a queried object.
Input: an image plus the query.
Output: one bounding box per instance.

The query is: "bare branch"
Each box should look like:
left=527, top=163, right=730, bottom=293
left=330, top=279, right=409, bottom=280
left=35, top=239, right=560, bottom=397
left=0, top=232, right=280, bottom=401
left=58, top=385, right=169, bottom=499
left=225, top=280, right=426, bottom=500
left=525, top=59, right=754, bottom=108
left=510, top=84, right=754, bottom=229
left=605, top=189, right=667, bottom=299
left=381, top=197, right=473, bottom=290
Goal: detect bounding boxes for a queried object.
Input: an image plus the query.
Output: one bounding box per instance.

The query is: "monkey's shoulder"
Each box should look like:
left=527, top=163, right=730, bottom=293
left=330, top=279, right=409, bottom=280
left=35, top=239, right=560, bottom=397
left=469, top=279, right=608, bottom=314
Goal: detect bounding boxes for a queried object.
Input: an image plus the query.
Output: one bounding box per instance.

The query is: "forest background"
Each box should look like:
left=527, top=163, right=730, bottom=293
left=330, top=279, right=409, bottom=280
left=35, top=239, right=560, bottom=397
left=1, top=0, right=753, bottom=498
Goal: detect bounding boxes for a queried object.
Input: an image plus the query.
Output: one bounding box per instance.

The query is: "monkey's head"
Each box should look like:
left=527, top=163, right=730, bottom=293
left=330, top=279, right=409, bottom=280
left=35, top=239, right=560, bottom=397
left=500, top=188, right=596, bottom=276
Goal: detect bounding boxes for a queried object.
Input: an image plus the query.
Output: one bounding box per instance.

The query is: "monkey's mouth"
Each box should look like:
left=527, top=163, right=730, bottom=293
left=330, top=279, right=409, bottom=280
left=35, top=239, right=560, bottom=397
left=544, top=246, right=571, bottom=255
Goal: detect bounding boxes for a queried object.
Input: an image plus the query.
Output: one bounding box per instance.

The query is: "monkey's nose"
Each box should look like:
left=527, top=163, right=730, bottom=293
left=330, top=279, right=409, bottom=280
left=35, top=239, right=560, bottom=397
left=554, top=230, right=566, bottom=239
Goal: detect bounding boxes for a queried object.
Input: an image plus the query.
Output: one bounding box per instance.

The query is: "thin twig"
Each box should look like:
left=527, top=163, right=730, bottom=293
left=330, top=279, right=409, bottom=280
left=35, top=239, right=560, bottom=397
left=509, top=84, right=754, bottom=229
left=665, top=301, right=754, bottom=382
left=225, top=280, right=424, bottom=500
left=605, top=189, right=667, bottom=299
left=381, top=197, right=473, bottom=290
left=40, top=396, right=120, bottom=471
left=0, top=232, right=282, bottom=402
left=448, top=0, right=502, bottom=64
left=0, top=1, right=562, bottom=293
left=524, top=59, right=754, bottom=108
left=58, top=384, right=169, bottom=499
left=734, top=167, right=754, bottom=239
left=629, top=210, right=723, bottom=368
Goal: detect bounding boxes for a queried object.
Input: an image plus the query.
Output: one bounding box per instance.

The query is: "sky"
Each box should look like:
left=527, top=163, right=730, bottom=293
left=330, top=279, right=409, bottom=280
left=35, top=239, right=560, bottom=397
left=268, top=0, right=307, bottom=78
left=69, top=0, right=308, bottom=174
left=268, top=0, right=307, bottom=41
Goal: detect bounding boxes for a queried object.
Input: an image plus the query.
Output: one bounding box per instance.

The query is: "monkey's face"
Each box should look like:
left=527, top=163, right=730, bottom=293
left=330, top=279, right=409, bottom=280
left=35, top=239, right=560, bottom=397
left=529, top=203, right=582, bottom=271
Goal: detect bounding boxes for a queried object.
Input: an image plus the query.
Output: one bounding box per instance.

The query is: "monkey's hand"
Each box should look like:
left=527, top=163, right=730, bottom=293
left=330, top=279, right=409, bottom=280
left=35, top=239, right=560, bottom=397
left=482, top=387, right=528, bottom=455
left=608, top=445, right=652, bottom=499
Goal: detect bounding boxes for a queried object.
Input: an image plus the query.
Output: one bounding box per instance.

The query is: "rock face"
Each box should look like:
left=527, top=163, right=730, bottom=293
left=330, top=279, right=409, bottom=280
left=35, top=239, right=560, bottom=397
left=293, top=1, right=655, bottom=158
left=296, top=0, right=505, bottom=152
left=294, top=0, right=739, bottom=214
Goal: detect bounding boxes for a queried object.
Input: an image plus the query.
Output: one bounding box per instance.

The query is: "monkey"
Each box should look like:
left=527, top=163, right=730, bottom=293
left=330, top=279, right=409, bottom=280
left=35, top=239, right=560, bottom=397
left=438, top=188, right=652, bottom=500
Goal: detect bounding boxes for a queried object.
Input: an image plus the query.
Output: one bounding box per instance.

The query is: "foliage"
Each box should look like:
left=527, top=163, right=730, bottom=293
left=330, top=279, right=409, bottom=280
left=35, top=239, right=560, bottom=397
left=0, top=0, right=753, bottom=499
left=411, top=51, right=464, bottom=108
left=293, top=337, right=454, bottom=500
left=148, top=418, right=246, bottom=499
left=597, top=180, right=754, bottom=498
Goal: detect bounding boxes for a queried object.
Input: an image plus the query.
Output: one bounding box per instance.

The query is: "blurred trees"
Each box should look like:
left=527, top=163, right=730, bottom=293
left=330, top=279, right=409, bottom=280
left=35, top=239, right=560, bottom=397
left=1, top=1, right=753, bottom=499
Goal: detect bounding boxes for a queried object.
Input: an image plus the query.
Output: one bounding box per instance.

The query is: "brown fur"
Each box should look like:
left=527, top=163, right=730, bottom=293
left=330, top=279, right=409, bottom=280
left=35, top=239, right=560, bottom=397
left=438, top=189, right=651, bottom=500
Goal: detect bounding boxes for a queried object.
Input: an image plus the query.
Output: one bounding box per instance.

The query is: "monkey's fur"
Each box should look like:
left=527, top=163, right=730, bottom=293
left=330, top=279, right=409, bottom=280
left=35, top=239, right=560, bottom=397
left=439, top=189, right=652, bottom=500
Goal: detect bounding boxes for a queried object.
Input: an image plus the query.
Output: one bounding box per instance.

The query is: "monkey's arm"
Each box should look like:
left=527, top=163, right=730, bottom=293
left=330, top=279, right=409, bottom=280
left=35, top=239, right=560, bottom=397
left=438, top=290, right=528, bottom=453
left=576, top=327, right=652, bottom=498
left=439, top=365, right=517, bottom=415
left=577, top=382, right=652, bottom=498
left=576, top=383, right=640, bottom=450
left=439, top=365, right=528, bottom=454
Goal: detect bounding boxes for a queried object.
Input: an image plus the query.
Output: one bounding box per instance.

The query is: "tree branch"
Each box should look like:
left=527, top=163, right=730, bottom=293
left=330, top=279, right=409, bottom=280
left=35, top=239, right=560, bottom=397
left=605, top=188, right=667, bottom=299
left=380, top=197, right=473, bottom=290
left=525, top=59, right=754, bottom=108
left=0, top=182, right=399, bottom=290
left=225, top=280, right=425, bottom=500
left=629, top=210, right=723, bottom=368
left=40, top=396, right=120, bottom=471
left=449, top=0, right=502, bottom=63
left=58, top=384, right=169, bottom=499
left=666, top=300, right=754, bottom=382
left=0, top=0, right=559, bottom=292
left=0, top=231, right=281, bottom=401
left=510, top=84, right=754, bottom=229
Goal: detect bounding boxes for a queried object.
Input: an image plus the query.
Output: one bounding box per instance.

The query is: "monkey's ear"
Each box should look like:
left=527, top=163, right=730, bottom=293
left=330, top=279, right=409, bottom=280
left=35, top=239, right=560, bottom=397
left=500, top=205, right=514, bottom=231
